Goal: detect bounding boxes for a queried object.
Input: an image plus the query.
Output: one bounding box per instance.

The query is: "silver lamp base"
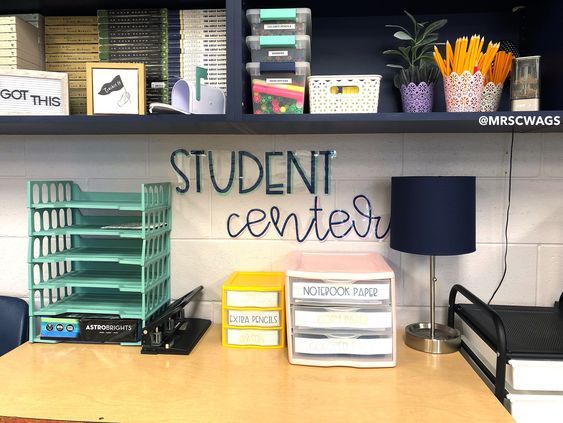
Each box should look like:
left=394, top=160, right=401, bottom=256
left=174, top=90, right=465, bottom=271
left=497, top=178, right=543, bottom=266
left=405, top=322, right=461, bottom=354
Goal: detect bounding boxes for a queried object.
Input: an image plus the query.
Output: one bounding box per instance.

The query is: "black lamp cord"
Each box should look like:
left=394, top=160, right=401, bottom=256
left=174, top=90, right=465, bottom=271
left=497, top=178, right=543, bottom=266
left=488, top=129, right=515, bottom=305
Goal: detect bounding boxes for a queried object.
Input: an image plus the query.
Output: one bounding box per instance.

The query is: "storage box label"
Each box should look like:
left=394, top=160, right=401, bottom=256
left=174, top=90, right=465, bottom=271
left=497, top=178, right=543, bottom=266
left=294, top=336, right=392, bottom=355
left=264, top=24, right=296, bottom=30
left=227, top=309, right=281, bottom=327
left=227, top=328, right=279, bottom=346
left=225, top=290, right=279, bottom=308
left=292, top=282, right=390, bottom=301
left=268, top=50, right=288, bottom=57
left=294, top=310, right=392, bottom=330
left=266, top=78, right=292, bottom=84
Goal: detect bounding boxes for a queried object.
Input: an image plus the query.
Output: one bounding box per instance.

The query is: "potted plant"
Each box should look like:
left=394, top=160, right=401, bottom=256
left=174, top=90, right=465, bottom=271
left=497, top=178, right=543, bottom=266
left=384, top=11, right=447, bottom=113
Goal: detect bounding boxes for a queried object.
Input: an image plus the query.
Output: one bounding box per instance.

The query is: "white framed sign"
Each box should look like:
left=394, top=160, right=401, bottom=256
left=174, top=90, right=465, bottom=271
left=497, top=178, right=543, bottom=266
left=0, top=69, right=69, bottom=115
left=86, top=62, right=145, bottom=115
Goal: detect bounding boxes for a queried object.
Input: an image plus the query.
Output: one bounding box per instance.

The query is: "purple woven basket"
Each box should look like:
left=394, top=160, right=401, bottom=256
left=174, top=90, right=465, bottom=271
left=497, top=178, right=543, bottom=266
left=400, top=82, right=434, bottom=113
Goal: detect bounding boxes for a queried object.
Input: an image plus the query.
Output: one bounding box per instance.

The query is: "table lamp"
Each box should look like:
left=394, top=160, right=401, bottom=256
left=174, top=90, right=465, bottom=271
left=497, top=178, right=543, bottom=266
left=390, top=176, right=476, bottom=354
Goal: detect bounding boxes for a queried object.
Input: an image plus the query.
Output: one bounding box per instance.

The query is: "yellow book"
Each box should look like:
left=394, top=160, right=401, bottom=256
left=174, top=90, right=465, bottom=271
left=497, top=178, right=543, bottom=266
left=69, top=80, right=86, bottom=89
left=45, top=16, right=97, bottom=26
left=45, top=44, right=99, bottom=54
left=45, top=25, right=98, bottom=35
left=46, top=62, right=87, bottom=72
left=46, top=53, right=100, bottom=63
left=45, top=34, right=99, bottom=44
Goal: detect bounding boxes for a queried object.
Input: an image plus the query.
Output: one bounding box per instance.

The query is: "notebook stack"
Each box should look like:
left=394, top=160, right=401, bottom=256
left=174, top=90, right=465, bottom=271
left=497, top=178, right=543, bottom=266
left=98, top=9, right=169, bottom=110
left=0, top=16, right=44, bottom=71
left=167, top=9, right=181, bottom=98
left=15, top=13, right=44, bottom=30
left=180, top=9, right=227, bottom=95
left=44, top=16, right=99, bottom=114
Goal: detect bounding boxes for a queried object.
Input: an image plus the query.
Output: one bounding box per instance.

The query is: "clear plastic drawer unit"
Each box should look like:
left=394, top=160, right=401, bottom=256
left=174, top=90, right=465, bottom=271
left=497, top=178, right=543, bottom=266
left=286, top=252, right=397, bottom=367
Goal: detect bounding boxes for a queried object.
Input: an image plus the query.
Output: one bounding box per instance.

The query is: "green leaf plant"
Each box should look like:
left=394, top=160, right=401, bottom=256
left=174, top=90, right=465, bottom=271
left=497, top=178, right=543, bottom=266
left=383, top=11, right=447, bottom=88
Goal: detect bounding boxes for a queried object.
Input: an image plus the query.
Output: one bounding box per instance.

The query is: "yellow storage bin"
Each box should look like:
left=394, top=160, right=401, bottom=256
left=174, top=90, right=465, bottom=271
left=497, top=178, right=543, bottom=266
left=221, top=272, right=285, bottom=348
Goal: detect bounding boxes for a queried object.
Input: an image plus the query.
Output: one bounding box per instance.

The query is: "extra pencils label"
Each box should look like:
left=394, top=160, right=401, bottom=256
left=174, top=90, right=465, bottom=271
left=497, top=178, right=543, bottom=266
left=227, top=310, right=281, bottom=327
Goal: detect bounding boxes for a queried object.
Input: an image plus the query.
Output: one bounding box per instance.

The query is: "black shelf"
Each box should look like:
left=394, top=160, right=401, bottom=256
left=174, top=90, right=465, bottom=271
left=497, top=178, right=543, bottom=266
left=0, top=115, right=234, bottom=135
left=0, top=0, right=534, bottom=17
left=1, top=112, right=560, bottom=134
left=0, top=1, right=561, bottom=135
left=240, top=112, right=563, bottom=134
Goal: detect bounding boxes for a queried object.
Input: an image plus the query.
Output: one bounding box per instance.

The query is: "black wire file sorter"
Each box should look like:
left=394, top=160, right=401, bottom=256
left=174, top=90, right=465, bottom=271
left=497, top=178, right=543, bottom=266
left=448, top=285, right=563, bottom=422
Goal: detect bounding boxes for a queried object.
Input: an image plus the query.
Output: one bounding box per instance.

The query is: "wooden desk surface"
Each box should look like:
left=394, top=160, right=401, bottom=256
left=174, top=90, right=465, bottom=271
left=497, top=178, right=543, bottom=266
left=0, top=325, right=512, bottom=423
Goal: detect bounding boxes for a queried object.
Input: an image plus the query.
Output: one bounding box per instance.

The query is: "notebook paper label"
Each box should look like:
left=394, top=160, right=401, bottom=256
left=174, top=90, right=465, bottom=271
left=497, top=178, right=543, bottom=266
left=227, top=310, right=281, bottom=327
left=294, top=310, right=392, bottom=330
left=227, top=329, right=279, bottom=346
left=225, top=290, right=279, bottom=308
left=266, top=78, right=292, bottom=84
left=292, top=282, right=390, bottom=301
left=268, top=50, right=288, bottom=57
left=264, top=24, right=296, bottom=30
left=294, top=336, right=392, bottom=355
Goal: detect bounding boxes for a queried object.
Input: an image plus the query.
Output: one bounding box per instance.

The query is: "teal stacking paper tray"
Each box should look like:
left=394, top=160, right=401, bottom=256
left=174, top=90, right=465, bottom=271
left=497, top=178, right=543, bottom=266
left=27, top=181, right=172, bottom=345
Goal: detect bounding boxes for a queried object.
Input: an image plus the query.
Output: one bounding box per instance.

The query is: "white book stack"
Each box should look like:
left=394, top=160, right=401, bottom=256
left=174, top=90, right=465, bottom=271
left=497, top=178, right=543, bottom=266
left=456, top=315, right=563, bottom=423
left=0, top=16, right=44, bottom=71
left=180, top=9, right=226, bottom=95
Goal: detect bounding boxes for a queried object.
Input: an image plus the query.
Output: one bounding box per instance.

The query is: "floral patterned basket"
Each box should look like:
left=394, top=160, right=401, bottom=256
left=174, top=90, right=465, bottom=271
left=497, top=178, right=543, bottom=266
left=400, top=82, right=434, bottom=113
left=443, top=71, right=484, bottom=112
left=480, top=82, right=504, bottom=112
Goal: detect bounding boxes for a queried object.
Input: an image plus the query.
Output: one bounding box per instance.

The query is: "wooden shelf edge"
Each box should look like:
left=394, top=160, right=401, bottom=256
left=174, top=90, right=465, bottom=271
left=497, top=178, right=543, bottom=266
left=0, top=111, right=560, bottom=135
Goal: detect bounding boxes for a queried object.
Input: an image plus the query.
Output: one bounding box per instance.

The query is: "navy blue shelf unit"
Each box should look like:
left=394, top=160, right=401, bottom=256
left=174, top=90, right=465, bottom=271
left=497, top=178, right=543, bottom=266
left=0, top=112, right=558, bottom=135
left=0, top=0, right=561, bottom=134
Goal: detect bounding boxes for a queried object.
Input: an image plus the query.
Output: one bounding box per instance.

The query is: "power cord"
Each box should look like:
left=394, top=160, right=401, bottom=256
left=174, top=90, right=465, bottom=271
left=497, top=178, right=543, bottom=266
left=488, top=129, right=515, bottom=304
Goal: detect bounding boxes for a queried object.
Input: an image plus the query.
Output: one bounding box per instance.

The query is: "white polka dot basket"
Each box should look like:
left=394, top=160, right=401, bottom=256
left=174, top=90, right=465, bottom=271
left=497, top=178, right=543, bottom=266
left=308, top=75, right=382, bottom=114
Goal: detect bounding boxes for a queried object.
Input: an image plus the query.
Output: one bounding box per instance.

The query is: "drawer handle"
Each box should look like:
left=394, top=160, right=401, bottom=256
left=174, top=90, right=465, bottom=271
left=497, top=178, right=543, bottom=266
left=323, top=279, right=356, bottom=284
left=326, top=334, right=359, bottom=339
left=325, top=307, right=360, bottom=312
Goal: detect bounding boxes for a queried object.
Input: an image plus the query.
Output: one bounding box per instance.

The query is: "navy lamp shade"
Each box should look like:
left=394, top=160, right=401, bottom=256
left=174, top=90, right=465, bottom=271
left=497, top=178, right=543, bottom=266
left=390, top=176, right=476, bottom=354
left=390, top=176, right=476, bottom=256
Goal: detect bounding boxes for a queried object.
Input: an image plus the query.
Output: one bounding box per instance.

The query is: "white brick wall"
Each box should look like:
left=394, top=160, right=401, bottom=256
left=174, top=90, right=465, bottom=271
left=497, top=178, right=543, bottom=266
left=1, top=132, right=561, bottom=326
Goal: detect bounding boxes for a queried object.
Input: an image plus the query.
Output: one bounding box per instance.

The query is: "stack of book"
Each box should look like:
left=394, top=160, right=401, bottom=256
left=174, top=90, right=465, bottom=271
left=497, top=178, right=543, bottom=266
left=44, top=16, right=99, bottom=114
left=15, top=13, right=44, bottom=30
left=97, top=9, right=169, bottom=110
left=180, top=9, right=227, bottom=95
left=167, top=9, right=181, bottom=98
left=0, top=16, right=44, bottom=71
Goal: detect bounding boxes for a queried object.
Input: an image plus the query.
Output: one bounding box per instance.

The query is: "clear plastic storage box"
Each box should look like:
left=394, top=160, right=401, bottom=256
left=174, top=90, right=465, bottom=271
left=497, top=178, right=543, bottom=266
left=246, top=35, right=310, bottom=62
left=247, top=62, right=310, bottom=114
left=285, top=252, right=397, bottom=368
left=246, top=8, right=312, bottom=36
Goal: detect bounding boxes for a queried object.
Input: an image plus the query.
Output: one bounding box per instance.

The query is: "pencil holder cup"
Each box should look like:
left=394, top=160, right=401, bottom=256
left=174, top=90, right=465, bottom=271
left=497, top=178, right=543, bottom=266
left=443, top=71, right=484, bottom=112
left=400, top=82, right=434, bottom=113
left=480, top=82, right=503, bottom=112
